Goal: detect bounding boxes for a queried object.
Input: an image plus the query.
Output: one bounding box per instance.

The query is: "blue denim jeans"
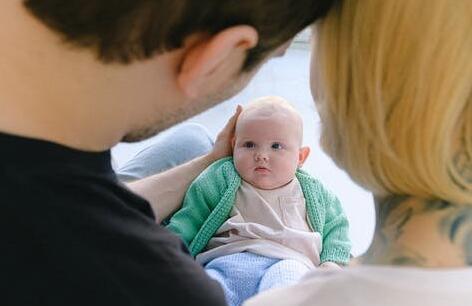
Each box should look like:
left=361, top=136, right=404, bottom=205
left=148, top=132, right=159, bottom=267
left=116, top=123, right=214, bottom=181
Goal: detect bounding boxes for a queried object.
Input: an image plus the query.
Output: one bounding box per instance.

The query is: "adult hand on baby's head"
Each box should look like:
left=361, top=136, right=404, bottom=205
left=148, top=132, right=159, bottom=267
left=209, top=105, right=242, bottom=161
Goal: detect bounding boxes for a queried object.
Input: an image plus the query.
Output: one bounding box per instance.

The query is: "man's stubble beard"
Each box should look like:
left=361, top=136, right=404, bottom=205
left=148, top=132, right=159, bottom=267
left=121, top=74, right=252, bottom=143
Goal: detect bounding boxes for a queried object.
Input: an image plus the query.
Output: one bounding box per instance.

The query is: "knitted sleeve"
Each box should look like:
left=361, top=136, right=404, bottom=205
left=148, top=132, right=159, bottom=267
left=166, top=181, right=212, bottom=247
left=320, top=192, right=352, bottom=264
left=166, top=157, right=237, bottom=248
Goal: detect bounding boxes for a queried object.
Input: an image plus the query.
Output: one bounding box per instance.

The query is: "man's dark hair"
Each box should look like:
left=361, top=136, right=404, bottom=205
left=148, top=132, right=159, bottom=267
left=23, top=0, right=335, bottom=69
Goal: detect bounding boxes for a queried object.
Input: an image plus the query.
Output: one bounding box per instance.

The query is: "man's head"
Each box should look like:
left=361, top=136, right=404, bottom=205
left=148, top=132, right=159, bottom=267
left=6, top=0, right=335, bottom=148
left=233, top=96, right=310, bottom=190
left=24, top=0, right=334, bottom=70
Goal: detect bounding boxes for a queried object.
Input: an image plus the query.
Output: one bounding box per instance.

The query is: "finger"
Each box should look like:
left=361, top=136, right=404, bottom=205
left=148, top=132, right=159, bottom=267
left=220, top=105, right=242, bottom=134
left=228, top=104, right=242, bottom=125
left=236, top=104, right=243, bottom=115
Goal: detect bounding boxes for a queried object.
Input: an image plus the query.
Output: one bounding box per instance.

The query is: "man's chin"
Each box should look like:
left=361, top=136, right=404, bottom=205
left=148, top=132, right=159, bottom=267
left=120, top=99, right=215, bottom=143
left=121, top=120, right=173, bottom=143
left=121, top=76, right=252, bottom=143
left=121, top=132, right=158, bottom=143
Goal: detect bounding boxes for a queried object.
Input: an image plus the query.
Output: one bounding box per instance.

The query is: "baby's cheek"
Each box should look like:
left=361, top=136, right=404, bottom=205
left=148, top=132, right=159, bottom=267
left=233, top=156, right=249, bottom=178
left=233, top=153, right=243, bottom=169
left=281, top=160, right=298, bottom=178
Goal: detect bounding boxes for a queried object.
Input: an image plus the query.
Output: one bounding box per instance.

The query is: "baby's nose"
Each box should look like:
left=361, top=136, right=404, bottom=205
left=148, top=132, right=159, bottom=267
left=254, top=152, right=269, bottom=162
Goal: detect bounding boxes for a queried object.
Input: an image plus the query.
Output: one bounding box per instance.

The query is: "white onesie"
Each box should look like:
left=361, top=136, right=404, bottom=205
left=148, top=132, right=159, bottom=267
left=196, top=178, right=322, bottom=269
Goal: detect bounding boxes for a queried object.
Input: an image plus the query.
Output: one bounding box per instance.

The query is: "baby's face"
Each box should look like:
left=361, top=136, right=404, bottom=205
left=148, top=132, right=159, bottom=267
left=233, top=110, right=304, bottom=190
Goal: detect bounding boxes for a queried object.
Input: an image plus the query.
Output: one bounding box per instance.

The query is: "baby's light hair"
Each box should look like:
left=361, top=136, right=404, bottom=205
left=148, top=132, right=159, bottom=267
left=244, top=96, right=298, bottom=115
left=313, top=0, right=471, bottom=204
left=239, top=96, right=304, bottom=145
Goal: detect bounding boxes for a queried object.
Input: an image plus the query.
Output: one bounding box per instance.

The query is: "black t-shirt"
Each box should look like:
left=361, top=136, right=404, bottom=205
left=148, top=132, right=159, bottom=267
left=0, top=132, right=226, bottom=306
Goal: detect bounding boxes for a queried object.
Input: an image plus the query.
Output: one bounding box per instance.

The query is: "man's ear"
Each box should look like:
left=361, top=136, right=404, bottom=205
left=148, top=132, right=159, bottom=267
left=298, top=147, right=310, bottom=167
left=177, top=25, right=258, bottom=99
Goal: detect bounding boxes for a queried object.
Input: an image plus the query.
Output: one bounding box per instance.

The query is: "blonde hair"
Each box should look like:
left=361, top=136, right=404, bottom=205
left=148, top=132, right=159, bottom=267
left=313, top=0, right=472, bottom=204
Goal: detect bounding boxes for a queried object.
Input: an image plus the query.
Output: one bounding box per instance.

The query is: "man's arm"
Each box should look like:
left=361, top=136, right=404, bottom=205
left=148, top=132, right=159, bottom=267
left=126, top=106, right=242, bottom=223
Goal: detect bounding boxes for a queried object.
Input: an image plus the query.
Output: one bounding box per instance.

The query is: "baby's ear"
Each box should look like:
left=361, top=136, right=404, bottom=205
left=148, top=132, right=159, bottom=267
left=231, top=137, right=236, bottom=149
left=298, top=147, right=310, bottom=167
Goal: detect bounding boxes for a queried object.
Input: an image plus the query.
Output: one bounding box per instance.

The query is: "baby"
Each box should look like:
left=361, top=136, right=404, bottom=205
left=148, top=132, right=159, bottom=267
left=167, top=96, right=351, bottom=306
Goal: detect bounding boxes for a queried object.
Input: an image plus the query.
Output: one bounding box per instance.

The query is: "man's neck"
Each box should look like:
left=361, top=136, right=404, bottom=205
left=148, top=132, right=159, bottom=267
left=0, top=67, right=126, bottom=151
left=358, top=195, right=472, bottom=267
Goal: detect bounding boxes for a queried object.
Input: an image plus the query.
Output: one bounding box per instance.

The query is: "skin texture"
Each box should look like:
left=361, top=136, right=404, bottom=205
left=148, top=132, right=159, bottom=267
left=233, top=98, right=309, bottom=190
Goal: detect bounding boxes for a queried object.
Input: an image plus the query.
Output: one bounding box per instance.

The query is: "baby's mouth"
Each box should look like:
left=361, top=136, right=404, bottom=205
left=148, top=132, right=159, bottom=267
left=254, top=166, right=270, bottom=173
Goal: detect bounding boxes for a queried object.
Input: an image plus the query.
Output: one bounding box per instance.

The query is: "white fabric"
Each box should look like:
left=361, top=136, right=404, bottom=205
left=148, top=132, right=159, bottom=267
left=196, top=178, right=322, bottom=269
left=244, top=265, right=472, bottom=306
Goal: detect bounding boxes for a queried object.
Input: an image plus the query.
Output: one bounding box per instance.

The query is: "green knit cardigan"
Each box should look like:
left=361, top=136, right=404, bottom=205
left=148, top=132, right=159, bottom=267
left=167, top=157, right=351, bottom=264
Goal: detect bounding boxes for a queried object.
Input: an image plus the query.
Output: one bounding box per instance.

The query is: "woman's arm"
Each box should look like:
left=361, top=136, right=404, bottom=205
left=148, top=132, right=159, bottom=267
left=127, top=106, right=241, bottom=223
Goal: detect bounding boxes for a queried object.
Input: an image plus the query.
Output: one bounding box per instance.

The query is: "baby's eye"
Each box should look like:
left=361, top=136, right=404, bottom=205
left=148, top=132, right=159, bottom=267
left=243, top=141, right=255, bottom=148
left=271, top=142, right=283, bottom=150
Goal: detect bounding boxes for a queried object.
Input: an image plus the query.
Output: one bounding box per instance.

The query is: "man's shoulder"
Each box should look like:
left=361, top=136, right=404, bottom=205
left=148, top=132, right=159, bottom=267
left=1, top=171, right=226, bottom=305
left=3, top=226, right=226, bottom=306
